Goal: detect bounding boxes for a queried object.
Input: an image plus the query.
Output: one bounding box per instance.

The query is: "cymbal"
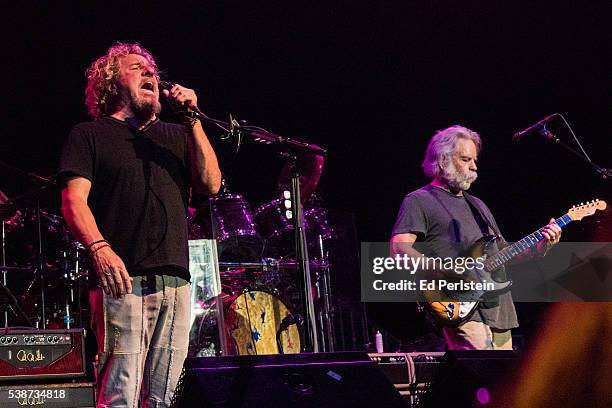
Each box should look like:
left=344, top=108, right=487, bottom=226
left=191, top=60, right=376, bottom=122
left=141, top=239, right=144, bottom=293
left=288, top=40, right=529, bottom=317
left=0, top=162, right=59, bottom=213
left=277, top=151, right=325, bottom=202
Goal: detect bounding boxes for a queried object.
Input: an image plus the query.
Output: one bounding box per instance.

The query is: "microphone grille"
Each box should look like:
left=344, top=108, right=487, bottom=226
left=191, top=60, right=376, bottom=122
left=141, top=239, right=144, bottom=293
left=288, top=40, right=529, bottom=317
left=158, top=81, right=174, bottom=91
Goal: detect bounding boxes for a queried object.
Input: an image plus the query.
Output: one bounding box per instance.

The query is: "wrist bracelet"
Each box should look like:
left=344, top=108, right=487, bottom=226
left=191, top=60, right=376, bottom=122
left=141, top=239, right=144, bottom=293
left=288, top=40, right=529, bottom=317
left=90, top=243, right=111, bottom=256
left=183, top=116, right=199, bottom=129
left=87, top=239, right=108, bottom=250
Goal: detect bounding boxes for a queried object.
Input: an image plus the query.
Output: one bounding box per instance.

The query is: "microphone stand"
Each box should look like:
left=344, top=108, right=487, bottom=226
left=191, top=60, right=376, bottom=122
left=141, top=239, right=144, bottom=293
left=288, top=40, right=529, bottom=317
left=541, top=128, right=612, bottom=180
left=181, top=106, right=326, bottom=352
left=289, top=155, right=319, bottom=352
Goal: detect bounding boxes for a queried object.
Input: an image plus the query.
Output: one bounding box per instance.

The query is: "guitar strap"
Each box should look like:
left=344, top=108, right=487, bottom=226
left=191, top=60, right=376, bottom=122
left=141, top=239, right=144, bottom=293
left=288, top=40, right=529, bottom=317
left=424, top=187, right=501, bottom=240
left=463, top=192, right=505, bottom=308
left=462, top=192, right=500, bottom=239
left=423, top=187, right=504, bottom=314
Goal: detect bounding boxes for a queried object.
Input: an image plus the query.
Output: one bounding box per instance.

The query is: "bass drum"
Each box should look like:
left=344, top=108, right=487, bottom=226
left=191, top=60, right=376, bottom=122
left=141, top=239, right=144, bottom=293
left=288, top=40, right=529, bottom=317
left=224, top=290, right=300, bottom=355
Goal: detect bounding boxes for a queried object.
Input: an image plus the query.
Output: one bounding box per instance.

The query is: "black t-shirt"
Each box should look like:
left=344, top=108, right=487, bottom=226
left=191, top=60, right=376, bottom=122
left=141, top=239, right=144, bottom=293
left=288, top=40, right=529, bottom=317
left=58, top=117, right=191, bottom=280
left=392, top=184, right=518, bottom=330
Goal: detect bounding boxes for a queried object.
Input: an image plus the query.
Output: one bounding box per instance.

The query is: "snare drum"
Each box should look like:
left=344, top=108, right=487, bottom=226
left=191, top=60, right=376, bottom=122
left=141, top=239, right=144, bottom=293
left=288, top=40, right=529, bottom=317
left=224, top=290, right=301, bottom=355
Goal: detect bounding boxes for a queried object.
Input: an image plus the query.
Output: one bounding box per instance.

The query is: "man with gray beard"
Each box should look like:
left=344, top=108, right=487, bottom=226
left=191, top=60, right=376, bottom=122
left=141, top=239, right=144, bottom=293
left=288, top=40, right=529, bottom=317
left=390, top=125, right=561, bottom=350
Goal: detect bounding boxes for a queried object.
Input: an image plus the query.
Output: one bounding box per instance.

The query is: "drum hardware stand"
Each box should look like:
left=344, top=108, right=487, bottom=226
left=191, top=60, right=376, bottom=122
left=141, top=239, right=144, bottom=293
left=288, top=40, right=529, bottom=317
left=175, top=104, right=327, bottom=352
left=0, top=272, right=33, bottom=327
left=62, top=242, right=86, bottom=329
left=35, top=199, right=47, bottom=328
left=1, top=204, right=34, bottom=328
left=1, top=220, right=7, bottom=327
left=5, top=168, right=57, bottom=329
left=314, top=240, right=336, bottom=352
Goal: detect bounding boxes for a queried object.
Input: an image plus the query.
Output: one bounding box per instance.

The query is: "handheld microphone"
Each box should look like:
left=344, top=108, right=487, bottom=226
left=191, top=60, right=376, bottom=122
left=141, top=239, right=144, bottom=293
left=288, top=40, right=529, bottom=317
left=158, top=81, right=174, bottom=92
left=158, top=81, right=203, bottom=116
left=512, top=114, right=557, bottom=141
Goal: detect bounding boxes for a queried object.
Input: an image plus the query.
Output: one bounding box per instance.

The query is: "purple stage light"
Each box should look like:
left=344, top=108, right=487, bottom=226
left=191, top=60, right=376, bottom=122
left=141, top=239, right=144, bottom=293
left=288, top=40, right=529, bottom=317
left=476, top=387, right=490, bottom=405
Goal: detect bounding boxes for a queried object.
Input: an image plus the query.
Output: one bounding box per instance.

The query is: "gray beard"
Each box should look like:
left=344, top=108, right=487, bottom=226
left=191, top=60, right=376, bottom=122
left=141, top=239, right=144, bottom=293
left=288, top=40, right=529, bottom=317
left=441, top=163, right=477, bottom=192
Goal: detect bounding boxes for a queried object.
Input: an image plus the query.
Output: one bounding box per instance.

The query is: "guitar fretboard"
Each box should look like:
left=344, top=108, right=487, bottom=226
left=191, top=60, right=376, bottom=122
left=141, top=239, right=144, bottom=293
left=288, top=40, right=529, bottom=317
left=484, top=214, right=572, bottom=272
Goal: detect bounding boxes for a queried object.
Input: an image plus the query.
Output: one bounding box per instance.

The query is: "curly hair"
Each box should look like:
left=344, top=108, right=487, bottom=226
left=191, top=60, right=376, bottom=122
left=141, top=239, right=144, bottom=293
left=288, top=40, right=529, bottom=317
left=422, top=125, right=482, bottom=179
left=85, top=42, right=159, bottom=119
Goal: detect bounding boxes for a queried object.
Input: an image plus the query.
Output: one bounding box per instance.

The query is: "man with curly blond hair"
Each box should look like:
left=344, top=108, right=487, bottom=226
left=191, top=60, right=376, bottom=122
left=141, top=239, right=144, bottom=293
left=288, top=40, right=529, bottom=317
left=58, top=42, right=221, bottom=407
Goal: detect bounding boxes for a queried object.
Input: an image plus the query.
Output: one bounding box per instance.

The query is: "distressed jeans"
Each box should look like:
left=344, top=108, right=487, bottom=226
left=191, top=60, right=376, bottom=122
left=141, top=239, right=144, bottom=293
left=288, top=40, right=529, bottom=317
left=90, top=274, right=191, bottom=408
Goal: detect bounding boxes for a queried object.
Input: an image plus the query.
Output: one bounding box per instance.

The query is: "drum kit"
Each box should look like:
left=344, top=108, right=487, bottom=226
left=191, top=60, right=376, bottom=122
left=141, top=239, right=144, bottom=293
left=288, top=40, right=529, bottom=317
left=0, top=169, right=88, bottom=331
left=1, top=146, right=338, bottom=357
left=187, top=152, right=338, bottom=356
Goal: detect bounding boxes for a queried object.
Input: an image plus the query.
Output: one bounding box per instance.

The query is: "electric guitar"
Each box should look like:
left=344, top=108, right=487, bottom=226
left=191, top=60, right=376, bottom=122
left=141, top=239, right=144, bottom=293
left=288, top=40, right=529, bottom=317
left=422, top=199, right=607, bottom=326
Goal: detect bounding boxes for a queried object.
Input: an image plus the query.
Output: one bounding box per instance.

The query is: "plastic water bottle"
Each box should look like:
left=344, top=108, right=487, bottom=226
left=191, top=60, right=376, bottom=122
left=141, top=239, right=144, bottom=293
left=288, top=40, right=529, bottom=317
left=375, top=330, right=383, bottom=353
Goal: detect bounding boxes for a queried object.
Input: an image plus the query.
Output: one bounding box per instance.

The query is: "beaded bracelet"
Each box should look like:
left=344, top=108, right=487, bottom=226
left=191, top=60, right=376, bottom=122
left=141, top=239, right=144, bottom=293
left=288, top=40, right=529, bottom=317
left=87, top=239, right=108, bottom=250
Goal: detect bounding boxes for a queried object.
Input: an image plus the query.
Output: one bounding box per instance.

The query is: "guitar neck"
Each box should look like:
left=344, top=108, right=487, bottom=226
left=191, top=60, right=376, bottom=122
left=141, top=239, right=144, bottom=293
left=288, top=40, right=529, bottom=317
left=484, top=214, right=572, bottom=272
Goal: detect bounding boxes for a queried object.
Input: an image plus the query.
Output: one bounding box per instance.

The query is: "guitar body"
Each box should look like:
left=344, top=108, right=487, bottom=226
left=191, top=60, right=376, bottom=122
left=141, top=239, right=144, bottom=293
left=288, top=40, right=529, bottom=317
left=424, top=300, right=479, bottom=327
left=418, top=199, right=606, bottom=327
left=420, top=236, right=494, bottom=327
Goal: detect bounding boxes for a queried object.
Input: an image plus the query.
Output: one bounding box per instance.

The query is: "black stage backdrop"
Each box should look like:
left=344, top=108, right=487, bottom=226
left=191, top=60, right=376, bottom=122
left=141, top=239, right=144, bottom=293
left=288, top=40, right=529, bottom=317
left=1, top=1, right=610, bottom=344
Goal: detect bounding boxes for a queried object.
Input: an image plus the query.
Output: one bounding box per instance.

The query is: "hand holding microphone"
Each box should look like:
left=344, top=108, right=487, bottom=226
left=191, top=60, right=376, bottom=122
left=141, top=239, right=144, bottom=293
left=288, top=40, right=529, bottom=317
left=159, top=81, right=198, bottom=112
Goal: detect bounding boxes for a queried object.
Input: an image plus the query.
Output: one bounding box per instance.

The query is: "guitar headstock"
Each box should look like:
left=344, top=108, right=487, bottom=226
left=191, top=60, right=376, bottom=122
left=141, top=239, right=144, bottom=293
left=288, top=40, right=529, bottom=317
left=567, top=199, right=607, bottom=221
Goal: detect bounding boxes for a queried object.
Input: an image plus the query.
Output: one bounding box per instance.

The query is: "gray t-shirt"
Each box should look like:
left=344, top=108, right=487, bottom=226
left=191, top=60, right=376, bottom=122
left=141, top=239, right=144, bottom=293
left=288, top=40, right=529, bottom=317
left=392, top=184, right=518, bottom=330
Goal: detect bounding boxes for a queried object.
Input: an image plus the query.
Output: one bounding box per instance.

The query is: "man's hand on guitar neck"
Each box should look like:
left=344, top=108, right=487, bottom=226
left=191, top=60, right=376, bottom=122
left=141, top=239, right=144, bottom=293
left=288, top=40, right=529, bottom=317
left=534, top=218, right=562, bottom=257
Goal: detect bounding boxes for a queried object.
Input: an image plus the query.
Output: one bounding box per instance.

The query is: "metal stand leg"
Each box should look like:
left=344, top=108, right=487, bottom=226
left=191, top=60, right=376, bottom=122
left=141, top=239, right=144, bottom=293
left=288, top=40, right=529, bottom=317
left=290, top=171, right=319, bottom=352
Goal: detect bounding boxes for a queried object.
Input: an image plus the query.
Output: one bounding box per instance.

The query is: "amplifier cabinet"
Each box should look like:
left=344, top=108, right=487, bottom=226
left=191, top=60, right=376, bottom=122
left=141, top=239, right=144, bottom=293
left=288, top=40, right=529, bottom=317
left=369, top=352, right=445, bottom=407
left=0, top=381, right=95, bottom=407
left=0, top=329, right=86, bottom=380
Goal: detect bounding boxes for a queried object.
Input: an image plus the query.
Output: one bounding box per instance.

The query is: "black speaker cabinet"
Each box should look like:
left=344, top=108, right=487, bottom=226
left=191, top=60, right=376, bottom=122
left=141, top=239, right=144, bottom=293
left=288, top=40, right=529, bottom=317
left=172, top=352, right=407, bottom=407
left=419, top=350, right=518, bottom=408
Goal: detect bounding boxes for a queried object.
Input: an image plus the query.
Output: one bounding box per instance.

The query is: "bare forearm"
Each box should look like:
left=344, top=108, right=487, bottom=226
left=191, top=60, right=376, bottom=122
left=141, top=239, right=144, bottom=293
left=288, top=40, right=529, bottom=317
left=391, top=241, right=460, bottom=281
left=61, top=198, right=104, bottom=247
left=188, top=121, right=221, bottom=195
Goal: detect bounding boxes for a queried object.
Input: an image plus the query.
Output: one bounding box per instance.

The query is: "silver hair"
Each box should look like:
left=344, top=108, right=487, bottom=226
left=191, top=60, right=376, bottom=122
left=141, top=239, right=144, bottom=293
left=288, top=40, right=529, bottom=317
left=421, top=125, right=482, bottom=179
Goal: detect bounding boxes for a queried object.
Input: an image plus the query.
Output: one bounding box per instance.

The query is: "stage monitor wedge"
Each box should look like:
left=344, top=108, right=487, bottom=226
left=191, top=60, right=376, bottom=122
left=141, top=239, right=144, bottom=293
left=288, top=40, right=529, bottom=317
left=172, top=351, right=407, bottom=407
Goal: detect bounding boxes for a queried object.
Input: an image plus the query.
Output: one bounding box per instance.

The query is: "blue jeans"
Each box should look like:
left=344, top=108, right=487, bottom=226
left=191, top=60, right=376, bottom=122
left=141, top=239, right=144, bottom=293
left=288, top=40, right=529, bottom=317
left=90, top=274, right=191, bottom=407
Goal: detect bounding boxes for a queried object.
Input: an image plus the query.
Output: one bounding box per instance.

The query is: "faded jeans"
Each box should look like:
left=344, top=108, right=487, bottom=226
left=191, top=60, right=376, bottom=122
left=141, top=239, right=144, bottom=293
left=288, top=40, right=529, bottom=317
left=90, top=274, right=191, bottom=408
left=443, top=320, right=513, bottom=350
